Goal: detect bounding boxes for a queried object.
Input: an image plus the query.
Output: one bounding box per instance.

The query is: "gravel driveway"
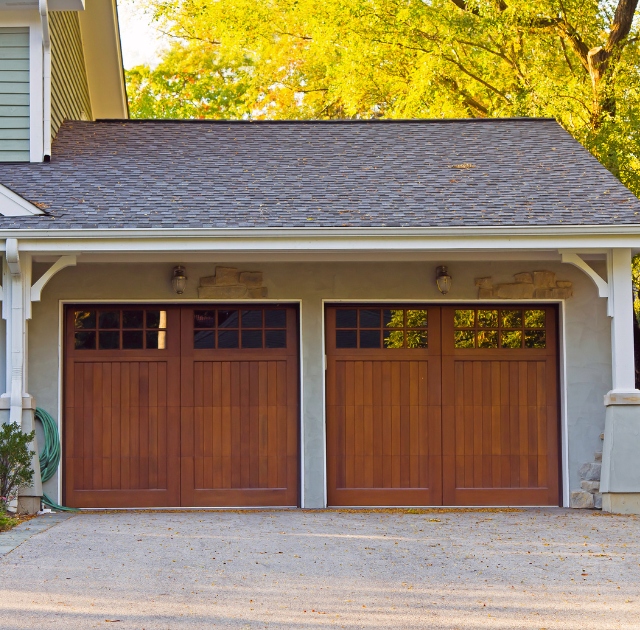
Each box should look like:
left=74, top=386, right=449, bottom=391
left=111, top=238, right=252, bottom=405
left=0, top=508, right=639, bottom=629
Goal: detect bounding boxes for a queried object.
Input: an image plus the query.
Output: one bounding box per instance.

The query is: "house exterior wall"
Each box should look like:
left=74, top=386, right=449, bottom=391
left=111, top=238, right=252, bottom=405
left=0, top=27, right=30, bottom=162
left=49, top=11, right=92, bottom=139
left=26, top=259, right=610, bottom=507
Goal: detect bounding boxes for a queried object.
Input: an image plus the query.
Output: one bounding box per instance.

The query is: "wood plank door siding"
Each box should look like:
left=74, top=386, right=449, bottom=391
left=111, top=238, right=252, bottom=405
left=326, top=306, right=443, bottom=506
left=64, top=306, right=181, bottom=508
left=325, top=305, right=560, bottom=507
left=441, top=306, right=560, bottom=506
left=180, top=307, right=299, bottom=507
left=64, top=305, right=299, bottom=508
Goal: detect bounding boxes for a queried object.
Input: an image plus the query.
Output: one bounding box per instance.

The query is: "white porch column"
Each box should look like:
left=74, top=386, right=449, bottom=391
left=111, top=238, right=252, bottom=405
left=609, top=248, right=638, bottom=393
left=601, top=248, right=640, bottom=514
left=1, top=239, right=42, bottom=514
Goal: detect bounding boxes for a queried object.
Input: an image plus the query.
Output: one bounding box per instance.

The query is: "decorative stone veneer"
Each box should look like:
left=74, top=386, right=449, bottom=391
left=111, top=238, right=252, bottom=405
left=570, top=433, right=604, bottom=509
left=475, top=271, right=573, bottom=300
left=198, top=266, right=268, bottom=299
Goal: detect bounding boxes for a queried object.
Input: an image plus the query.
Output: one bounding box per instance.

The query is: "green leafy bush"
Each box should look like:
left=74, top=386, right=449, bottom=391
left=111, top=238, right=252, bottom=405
left=0, top=513, right=19, bottom=532
left=0, top=423, right=35, bottom=513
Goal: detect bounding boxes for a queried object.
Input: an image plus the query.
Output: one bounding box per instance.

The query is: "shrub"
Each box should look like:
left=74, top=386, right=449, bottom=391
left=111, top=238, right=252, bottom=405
left=0, top=513, right=18, bottom=532
left=0, top=422, right=35, bottom=513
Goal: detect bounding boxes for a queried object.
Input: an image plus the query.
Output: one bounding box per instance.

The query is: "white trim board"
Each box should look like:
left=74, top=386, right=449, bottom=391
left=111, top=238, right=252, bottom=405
left=0, top=184, right=44, bottom=217
left=5, top=230, right=640, bottom=255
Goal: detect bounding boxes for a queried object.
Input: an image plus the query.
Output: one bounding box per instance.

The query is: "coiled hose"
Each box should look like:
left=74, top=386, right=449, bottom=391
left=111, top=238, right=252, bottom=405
left=35, top=407, right=78, bottom=512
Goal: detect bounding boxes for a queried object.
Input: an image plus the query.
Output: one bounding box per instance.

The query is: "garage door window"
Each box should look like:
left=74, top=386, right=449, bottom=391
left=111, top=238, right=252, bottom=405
left=453, top=308, right=546, bottom=349
left=73, top=308, right=167, bottom=350
left=193, top=307, right=288, bottom=350
left=335, top=307, right=428, bottom=349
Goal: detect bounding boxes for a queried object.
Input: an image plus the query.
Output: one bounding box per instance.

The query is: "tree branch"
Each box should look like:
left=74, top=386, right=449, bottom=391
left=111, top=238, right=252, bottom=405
left=440, top=75, right=489, bottom=116
left=450, top=0, right=508, bottom=15
left=441, top=54, right=511, bottom=101
left=606, top=0, right=639, bottom=52
left=275, top=31, right=313, bottom=41
left=559, top=36, right=576, bottom=75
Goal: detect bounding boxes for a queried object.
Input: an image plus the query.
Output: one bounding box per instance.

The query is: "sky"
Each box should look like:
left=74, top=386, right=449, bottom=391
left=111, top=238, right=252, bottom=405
left=117, top=0, right=168, bottom=69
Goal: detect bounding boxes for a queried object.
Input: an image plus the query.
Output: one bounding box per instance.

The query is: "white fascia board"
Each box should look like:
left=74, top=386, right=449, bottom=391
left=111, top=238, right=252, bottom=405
left=28, top=10, right=44, bottom=162
left=2, top=224, right=640, bottom=253
left=0, top=184, right=44, bottom=216
left=0, top=3, right=38, bottom=10
left=47, top=0, right=84, bottom=9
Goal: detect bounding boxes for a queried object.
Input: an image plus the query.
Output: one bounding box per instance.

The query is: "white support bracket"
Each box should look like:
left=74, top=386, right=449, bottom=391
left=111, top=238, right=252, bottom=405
left=560, top=250, right=611, bottom=316
left=6, top=238, right=21, bottom=276
left=30, top=255, right=76, bottom=303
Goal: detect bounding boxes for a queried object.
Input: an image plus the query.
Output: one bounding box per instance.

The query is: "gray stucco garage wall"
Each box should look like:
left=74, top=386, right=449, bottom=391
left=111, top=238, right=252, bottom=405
left=25, top=259, right=611, bottom=507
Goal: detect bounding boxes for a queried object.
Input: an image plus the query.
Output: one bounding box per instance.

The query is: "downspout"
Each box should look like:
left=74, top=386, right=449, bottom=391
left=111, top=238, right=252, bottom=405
left=39, top=0, right=51, bottom=160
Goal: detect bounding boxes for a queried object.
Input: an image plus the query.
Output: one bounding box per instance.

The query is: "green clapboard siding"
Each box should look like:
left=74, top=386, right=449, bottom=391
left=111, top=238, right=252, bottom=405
left=0, top=127, right=28, bottom=140
left=50, top=12, right=92, bottom=139
left=0, top=28, right=29, bottom=162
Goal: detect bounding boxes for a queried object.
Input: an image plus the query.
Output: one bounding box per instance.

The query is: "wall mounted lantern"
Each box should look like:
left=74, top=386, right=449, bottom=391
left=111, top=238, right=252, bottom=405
left=435, top=265, right=452, bottom=295
left=172, top=265, right=187, bottom=295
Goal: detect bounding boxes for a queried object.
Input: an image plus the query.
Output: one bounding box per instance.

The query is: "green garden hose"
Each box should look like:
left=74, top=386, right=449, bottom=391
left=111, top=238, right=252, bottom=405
left=35, top=407, right=78, bottom=512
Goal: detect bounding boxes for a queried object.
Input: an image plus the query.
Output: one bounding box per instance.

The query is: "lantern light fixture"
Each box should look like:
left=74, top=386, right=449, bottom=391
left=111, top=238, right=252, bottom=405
left=172, top=265, right=187, bottom=295
left=435, top=265, right=452, bottom=295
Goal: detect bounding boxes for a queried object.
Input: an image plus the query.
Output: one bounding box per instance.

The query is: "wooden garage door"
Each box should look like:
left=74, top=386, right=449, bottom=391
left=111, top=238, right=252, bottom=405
left=64, top=305, right=299, bottom=508
left=180, top=307, right=299, bottom=507
left=64, top=306, right=182, bottom=508
left=441, top=306, right=559, bottom=506
left=326, top=306, right=443, bottom=506
left=326, top=304, right=560, bottom=507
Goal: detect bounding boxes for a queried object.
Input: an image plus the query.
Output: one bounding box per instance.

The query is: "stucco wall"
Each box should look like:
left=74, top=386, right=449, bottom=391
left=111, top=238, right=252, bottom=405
left=26, top=259, right=611, bottom=506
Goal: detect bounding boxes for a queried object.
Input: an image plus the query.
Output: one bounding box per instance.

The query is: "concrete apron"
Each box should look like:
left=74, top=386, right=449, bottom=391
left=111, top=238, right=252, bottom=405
left=601, top=394, right=640, bottom=514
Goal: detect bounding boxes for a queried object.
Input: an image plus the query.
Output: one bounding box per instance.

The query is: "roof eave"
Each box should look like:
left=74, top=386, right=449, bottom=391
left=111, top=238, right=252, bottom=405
left=1, top=224, right=640, bottom=254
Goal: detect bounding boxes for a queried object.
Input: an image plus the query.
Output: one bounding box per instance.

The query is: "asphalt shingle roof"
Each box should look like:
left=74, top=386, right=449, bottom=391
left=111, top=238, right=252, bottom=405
left=0, top=118, right=638, bottom=230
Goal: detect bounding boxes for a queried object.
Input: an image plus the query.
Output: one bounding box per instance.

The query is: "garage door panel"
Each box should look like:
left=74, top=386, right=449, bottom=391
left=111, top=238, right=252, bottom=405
left=329, top=359, right=439, bottom=496
left=64, top=307, right=185, bottom=508
left=326, top=305, right=442, bottom=506
left=180, top=306, right=299, bottom=507
left=444, top=358, right=556, bottom=497
left=442, top=305, right=559, bottom=506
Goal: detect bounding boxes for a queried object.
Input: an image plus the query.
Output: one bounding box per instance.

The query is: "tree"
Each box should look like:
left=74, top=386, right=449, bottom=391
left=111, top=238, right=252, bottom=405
left=127, top=0, right=640, bottom=194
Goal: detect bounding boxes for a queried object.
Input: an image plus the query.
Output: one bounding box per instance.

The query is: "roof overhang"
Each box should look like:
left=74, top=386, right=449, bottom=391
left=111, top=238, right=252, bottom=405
left=0, top=225, right=639, bottom=255
left=78, top=0, right=128, bottom=119
left=0, top=0, right=84, bottom=8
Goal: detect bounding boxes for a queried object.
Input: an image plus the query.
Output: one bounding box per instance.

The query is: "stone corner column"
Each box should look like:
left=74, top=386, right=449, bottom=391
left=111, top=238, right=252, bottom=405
left=0, top=394, right=42, bottom=515
left=600, top=391, right=640, bottom=515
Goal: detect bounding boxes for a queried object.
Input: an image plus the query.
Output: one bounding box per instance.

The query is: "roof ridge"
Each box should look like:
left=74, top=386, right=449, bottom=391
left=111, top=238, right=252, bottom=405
left=92, top=117, right=557, bottom=124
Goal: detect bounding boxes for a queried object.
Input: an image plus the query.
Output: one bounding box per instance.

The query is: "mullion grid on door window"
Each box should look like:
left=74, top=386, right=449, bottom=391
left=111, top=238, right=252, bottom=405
left=334, top=307, right=428, bottom=349
left=73, top=308, right=167, bottom=350
left=193, top=308, right=287, bottom=350
left=453, top=308, right=546, bottom=349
